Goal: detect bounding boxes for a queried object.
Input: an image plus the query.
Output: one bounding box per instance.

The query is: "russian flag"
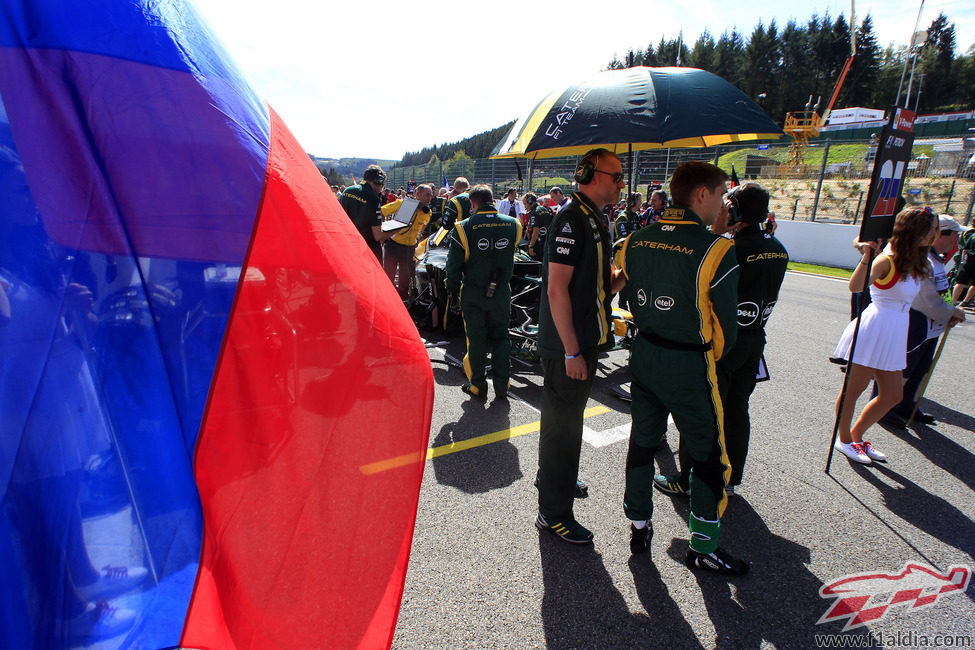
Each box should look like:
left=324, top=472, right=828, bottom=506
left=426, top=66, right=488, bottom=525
left=0, top=1, right=433, bottom=648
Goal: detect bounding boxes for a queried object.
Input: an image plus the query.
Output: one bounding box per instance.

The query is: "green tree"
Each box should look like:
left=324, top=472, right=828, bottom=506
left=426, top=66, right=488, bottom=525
left=919, top=13, right=957, bottom=110
left=713, top=30, right=746, bottom=89
left=656, top=36, right=689, bottom=67
left=425, top=153, right=442, bottom=185
left=744, top=21, right=779, bottom=98
left=954, top=44, right=975, bottom=107
left=688, top=31, right=717, bottom=72
left=773, top=20, right=814, bottom=122
left=842, top=15, right=881, bottom=108
left=874, top=44, right=908, bottom=109
left=444, top=149, right=473, bottom=181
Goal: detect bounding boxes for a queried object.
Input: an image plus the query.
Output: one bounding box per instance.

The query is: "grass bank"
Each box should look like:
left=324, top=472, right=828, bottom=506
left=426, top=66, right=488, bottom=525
left=788, top=261, right=851, bottom=278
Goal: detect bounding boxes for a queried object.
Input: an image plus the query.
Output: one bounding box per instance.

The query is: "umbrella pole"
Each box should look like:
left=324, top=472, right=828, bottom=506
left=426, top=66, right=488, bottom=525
left=627, top=144, right=633, bottom=204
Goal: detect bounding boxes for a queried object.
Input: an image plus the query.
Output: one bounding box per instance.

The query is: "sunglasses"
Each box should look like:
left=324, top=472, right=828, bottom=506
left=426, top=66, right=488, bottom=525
left=594, top=169, right=625, bottom=183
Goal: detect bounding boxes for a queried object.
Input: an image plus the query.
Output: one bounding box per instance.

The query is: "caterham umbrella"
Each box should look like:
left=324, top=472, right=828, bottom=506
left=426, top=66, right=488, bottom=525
left=490, top=66, right=782, bottom=160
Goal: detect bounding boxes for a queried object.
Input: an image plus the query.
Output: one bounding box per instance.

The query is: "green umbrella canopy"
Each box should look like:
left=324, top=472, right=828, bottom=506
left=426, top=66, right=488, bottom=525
left=490, top=66, right=783, bottom=160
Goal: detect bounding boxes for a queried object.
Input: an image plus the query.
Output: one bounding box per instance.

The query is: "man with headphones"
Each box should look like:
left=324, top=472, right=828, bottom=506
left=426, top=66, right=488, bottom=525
left=339, top=164, right=391, bottom=261
left=616, top=161, right=746, bottom=574
left=654, top=182, right=788, bottom=499
left=614, top=192, right=642, bottom=241
left=534, top=148, right=625, bottom=544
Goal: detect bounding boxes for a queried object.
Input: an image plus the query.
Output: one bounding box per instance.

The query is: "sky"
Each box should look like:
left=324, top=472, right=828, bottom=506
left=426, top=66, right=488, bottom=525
left=193, top=0, right=975, bottom=161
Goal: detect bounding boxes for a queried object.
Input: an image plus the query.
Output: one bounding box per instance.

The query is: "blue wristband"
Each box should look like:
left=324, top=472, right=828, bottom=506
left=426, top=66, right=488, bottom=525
left=564, top=351, right=581, bottom=360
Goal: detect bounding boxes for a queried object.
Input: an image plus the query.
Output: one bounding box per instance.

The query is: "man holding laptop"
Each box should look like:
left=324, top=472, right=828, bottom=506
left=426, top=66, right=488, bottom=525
left=381, top=183, right=434, bottom=300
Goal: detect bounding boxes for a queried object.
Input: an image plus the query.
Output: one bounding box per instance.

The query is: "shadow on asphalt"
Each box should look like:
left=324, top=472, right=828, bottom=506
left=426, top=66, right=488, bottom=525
left=882, top=414, right=975, bottom=494
left=850, top=462, right=975, bottom=559
left=538, top=535, right=702, bottom=648
left=430, top=396, right=523, bottom=494
left=921, top=398, right=975, bottom=433
left=663, top=499, right=825, bottom=648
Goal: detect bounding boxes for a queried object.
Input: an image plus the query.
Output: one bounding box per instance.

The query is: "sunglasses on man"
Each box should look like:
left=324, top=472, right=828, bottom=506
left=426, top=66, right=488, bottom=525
left=594, top=169, right=625, bottom=183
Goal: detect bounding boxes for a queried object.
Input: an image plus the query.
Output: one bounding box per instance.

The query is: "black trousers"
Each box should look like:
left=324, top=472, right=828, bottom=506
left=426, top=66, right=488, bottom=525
left=871, top=310, right=938, bottom=417
left=675, top=334, right=764, bottom=487
left=382, top=241, right=414, bottom=300
left=536, top=350, right=598, bottom=519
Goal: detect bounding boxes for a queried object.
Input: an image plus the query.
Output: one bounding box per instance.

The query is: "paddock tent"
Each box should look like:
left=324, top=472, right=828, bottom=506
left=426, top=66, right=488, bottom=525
left=0, top=1, right=433, bottom=647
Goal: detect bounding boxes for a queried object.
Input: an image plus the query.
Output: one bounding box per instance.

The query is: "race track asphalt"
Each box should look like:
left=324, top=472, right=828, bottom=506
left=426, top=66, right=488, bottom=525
left=392, top=271, right=975, bottom=649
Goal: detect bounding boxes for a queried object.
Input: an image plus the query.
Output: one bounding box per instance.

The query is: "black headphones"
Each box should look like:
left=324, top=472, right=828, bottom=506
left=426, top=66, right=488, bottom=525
left=574, top=151, right=598, bottom=185
left=363, top=168, right=386, bottom=185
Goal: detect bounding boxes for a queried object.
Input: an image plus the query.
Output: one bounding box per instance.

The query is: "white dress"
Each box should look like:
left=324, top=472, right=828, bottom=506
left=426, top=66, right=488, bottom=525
left=833, top=270, right=921, bottom=371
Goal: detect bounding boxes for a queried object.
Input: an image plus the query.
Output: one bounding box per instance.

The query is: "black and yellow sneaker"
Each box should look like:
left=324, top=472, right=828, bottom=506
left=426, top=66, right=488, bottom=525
left=535, top=513, right=594, bottom=544
left=461, top=383, right=487, bottom=401
left=652, top=474, right=689, bottom=497
left=685, top=547, right=749, bottom=576
left=629, top=521, right=653, bottom=555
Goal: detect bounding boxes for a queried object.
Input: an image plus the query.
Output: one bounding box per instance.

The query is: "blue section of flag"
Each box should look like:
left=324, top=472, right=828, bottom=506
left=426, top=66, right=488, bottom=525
left=0, top=0, right=271, bottom=646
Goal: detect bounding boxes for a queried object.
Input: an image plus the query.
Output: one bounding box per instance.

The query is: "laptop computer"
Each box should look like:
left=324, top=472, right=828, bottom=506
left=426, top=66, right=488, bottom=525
left=381, top=197, right=420, bottom=232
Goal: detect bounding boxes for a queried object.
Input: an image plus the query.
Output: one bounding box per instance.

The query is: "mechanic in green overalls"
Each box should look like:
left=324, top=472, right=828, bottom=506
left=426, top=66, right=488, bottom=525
left=616, top=160, right=747, bottom=575
left=445, top=184, right=522, bottom=401
left=441, top=177, right=472, bottom=231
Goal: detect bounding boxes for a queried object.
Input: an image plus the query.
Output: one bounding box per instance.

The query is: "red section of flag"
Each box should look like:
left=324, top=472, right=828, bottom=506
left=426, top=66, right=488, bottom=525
left=181, top=108, right=433, bottom=649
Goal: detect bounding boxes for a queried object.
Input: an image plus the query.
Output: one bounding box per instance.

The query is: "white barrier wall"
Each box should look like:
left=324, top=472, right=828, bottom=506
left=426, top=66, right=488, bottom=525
left=773, top=220, right=863, bottom=269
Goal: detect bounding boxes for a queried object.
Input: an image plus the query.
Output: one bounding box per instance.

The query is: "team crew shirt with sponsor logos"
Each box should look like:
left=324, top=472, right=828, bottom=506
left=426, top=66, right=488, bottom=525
left=731, top=222, right=789, bottom=339
left=537, top=191, right=614, bottom=359
left=527, top=204, right=553, bottom=260
left=339, top=181, right=384, bottom=260
left=618, top=206, right=739, bottom=355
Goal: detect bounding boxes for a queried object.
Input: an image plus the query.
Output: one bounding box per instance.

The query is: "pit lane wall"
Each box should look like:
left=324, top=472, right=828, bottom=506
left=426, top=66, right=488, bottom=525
left=773, top=220, right=863, bottom=269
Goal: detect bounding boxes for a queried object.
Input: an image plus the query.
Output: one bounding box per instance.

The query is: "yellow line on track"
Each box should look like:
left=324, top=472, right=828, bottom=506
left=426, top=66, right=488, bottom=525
left=359, top=405, right=612, bottom=475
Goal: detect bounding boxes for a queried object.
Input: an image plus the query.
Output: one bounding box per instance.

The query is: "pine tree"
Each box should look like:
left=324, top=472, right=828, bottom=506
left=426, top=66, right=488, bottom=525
left=843, top=15, right=880, bottom=108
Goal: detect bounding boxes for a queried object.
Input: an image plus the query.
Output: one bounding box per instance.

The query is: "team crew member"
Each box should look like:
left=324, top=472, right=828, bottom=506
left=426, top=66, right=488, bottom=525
left=614, top=193, right=642, bottom=241
left=524, top=192, right=552, bottom=262
left=445, top=185, right=522, bottom=400
left=340, top=164, right=390, bottom=261
left=617, top=161, right=746, bottom=575
left=382, top=183, right=434, bottom=300
left=655, top=182, right=788, bottom=496
left=441, top=177, right=472, bottom=231
left=535, top=148, right=625, bottom=544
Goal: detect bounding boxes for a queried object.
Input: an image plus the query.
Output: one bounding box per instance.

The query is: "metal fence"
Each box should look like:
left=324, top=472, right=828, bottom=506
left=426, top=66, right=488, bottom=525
left=382, top=136, right=975, bottom=225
